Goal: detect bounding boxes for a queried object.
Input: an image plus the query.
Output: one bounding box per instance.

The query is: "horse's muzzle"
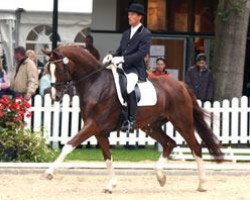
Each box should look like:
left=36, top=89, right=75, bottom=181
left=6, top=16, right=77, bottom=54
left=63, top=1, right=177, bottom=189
left=50, top=87, right=63, bottom=101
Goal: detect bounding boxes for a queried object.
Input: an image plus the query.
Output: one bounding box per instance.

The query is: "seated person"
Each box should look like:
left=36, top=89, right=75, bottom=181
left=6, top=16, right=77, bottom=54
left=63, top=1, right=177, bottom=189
left=148, top=57, right=169, bottom=77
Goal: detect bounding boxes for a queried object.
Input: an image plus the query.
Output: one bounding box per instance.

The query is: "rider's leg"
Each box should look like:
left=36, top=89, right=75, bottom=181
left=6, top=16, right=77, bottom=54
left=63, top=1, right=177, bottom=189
left=127, top=91, right=137, bottom=132
left=121, top=72, right=138, bottom=132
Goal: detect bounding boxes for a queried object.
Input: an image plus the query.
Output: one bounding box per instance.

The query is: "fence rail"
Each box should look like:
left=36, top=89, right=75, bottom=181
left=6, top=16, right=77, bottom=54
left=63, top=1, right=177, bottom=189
left=25, top=94, right=250, bottom=161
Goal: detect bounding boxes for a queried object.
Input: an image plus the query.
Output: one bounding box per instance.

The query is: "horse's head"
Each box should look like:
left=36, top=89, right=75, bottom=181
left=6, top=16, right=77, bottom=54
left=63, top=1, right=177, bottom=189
left=43, top=45, right=103, bottom=101
left=43, top=48, right=75, bottom=101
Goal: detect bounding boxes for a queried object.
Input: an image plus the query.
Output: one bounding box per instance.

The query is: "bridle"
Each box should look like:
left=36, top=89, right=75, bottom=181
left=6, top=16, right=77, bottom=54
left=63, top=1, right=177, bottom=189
left=49, top=55, right=107, bottom=97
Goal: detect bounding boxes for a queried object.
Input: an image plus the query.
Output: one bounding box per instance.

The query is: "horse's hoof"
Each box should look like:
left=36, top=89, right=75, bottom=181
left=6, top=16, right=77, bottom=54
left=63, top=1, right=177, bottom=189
left=197, top=179, right=206, bottom=192
left=157, top=175, right=166, bottom=187
left=197, top=187, right=207, bottom=192
left=103, top=189, right=112, bottom=194
left=155, top=169, right=166, bottom=187
left=45, top=173, right=54, bottom=180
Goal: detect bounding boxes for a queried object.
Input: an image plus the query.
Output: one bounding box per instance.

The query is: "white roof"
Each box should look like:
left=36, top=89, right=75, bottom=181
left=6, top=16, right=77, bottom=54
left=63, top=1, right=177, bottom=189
left=0, top=0, right=93, bottom=13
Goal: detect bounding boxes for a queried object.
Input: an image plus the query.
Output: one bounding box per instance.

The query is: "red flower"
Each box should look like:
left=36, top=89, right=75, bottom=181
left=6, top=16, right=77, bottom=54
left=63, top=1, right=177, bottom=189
left=26, top=112, right=32, bottom=118
left=0, top=95, right=9, bottom=105
left=0, top=96, right=31, bottom=129
left=23, top=100, right=31, bottom=108
left=16, top=115, right=23, bottom=121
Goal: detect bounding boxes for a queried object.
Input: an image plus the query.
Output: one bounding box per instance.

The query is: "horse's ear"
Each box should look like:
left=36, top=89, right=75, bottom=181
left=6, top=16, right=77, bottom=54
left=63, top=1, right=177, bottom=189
left=41, top=49, right=51, bottom=56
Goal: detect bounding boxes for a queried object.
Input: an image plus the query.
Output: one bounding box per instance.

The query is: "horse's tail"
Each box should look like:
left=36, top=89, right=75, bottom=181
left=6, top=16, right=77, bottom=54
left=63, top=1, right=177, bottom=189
left=186, top=86, right=224, bottom=163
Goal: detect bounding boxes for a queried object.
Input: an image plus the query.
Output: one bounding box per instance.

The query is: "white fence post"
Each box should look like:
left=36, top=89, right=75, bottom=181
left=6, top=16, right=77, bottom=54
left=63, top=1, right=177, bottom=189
left=231, top=98, right=240, bottom=144
left=43, top=94, right=53, bottom=144
left=240, top=96, right=249, bottom=144
left=61, top=95, right=71, bottom=144
left=33, top=95, right=42, bottom=132
left=221, top=99, right=230, bottom=144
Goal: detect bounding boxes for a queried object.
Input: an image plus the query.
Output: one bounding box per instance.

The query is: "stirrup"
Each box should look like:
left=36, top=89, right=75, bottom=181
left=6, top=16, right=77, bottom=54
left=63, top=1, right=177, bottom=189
left=120, top=120, right=135, bottom=133
left=120, top=120, right=130, bottom=132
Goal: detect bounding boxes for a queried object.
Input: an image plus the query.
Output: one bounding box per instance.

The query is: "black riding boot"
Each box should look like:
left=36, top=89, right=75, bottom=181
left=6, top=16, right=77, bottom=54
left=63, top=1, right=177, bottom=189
left=120, top=91, right=137, bottom=133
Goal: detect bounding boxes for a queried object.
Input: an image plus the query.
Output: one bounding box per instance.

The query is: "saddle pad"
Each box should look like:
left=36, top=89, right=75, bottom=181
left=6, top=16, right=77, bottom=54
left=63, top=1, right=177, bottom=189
left=107, top=64, right=157, bottom=106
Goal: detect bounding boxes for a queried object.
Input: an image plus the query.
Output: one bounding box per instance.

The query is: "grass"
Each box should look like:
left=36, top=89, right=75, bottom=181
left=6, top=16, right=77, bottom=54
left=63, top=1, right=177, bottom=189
left=65, top=146, right=161, bottom=162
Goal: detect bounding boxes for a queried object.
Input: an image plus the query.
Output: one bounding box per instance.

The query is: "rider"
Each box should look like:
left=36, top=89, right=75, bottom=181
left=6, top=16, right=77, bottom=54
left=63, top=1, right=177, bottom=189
left=103, top=3, right=152, bottom=132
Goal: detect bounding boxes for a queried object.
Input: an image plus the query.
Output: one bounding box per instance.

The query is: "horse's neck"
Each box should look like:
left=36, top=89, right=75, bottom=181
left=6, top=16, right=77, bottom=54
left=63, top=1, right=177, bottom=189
left=75, top=69, right=114, bottom=103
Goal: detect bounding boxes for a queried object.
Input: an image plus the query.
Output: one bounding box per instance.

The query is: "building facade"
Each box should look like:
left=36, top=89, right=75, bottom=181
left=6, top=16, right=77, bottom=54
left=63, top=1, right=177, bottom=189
left=91, top=0, right=250, bottom=95
left=0, top=9, right=91, bottom=71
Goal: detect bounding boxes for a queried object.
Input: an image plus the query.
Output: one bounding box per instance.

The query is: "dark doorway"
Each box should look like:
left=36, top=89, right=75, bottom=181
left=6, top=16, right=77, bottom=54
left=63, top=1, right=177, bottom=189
left=243, top=25, right=250, bottom=97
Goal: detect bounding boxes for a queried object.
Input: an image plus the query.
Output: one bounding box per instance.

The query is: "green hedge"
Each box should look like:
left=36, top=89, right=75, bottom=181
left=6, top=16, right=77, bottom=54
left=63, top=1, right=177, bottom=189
left=0, top=128, right=57, bottom=162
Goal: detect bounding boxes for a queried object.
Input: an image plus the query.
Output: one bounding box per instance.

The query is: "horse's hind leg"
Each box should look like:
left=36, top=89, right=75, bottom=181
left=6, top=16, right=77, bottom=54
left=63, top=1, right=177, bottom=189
left=96, top=134, right=117, bottom=194
left=171, top=118, right=206, bottom=191
left=186, top=135, right=206, bottom=192
left=182, top=132, right=206, bottom=192
left=141, top=124, right=176, bottom=187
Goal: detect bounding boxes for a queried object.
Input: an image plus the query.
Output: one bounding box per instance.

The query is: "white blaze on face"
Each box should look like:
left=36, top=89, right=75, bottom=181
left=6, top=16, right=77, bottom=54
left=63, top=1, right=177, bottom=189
left=50, top=63, right=57, bottom=100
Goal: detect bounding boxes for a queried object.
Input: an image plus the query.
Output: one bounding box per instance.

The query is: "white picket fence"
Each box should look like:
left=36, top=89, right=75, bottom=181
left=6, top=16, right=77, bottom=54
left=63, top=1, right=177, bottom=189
left=25, top=94, right=250, bottom=162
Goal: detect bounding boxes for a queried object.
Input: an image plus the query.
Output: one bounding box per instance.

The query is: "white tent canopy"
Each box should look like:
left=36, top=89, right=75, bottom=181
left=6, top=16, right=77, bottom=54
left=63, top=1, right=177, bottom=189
left=0, top=12, right=15, bottom=72
left=0, top=10, right=91, bottom=73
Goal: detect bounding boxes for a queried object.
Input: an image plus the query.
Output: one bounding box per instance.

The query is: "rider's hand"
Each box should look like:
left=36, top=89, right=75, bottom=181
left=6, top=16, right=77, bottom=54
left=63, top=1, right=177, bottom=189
left=111, top=56, right=124, bottom=66
left=102, top=54, right=113, bottom=65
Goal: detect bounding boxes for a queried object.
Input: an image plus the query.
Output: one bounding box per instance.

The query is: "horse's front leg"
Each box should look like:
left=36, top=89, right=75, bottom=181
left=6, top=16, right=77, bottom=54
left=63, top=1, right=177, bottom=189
left=45, top=122, right=96, bottom=179
left=96, top=134, right=117, bottom=193
left=45, top=144, right=75, bottom=179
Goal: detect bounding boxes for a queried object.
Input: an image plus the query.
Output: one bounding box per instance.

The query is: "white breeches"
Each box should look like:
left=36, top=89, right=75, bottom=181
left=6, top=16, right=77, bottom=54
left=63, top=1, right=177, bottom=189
left=124, top=72, right=138, bottom=94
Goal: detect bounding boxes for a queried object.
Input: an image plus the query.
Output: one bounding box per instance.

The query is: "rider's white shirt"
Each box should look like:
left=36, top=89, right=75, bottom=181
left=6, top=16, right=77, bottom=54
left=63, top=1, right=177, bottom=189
left=130, top=23, right=142, bottom=39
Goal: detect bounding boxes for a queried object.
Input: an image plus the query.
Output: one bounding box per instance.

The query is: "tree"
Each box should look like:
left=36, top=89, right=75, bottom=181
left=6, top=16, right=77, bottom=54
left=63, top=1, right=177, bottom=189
left=213, top=0, right=250, bottom=100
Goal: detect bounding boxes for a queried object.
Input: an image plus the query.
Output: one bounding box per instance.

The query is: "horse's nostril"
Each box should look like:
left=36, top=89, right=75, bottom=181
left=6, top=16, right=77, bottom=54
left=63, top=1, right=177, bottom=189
left=55, top=95, right=61, bottom=101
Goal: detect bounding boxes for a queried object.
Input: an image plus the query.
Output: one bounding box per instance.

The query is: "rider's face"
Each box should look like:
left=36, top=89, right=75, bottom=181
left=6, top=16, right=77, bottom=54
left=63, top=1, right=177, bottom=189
left=128, top=12, right=142, bottom=27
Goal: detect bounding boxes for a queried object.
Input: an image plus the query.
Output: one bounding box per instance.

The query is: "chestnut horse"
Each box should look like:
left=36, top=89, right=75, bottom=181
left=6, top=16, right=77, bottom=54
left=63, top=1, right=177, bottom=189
left=44, top=45, right=223, bottom=193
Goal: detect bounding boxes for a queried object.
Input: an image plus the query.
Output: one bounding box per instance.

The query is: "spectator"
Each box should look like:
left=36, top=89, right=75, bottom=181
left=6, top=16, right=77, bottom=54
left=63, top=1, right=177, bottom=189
left=148, top=57, right=169, bottom=77
left=10, top=46, right=39, bottom=100
left=185, top=53, right=214, bottom=102
left=26, top=49, right=44, bottom=79
left=0, top=58, right=10, bottom=97
left=39, top=63, right=51, bottom=96
left=84, top=35, right=100, bottom=61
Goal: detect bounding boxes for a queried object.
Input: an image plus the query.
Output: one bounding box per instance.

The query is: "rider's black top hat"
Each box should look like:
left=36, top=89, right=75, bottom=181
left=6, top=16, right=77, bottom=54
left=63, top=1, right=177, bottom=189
left=128, top=3, right=145, bottom=16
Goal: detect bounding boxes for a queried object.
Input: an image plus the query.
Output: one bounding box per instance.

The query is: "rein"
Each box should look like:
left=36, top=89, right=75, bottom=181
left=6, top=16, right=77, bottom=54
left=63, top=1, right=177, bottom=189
left=50, top=58, right=108, bottom=89
left=72, top=65, right=108, bottom=85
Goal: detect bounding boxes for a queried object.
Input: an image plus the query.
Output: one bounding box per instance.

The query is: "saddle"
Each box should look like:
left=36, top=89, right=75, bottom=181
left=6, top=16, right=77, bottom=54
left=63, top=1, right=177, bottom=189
left=117, top=68, right=141, bottom=103
left=107, top=63, right=157, bottom=107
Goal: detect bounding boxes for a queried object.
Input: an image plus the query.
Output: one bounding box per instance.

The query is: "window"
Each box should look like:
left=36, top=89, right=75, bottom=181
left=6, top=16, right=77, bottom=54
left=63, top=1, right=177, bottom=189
left=147, top=0, right=166, bottom=31
left=116, top=0, right=218, bottom=33
left=26, top=25, right=61, bottom=63
left=194, top=0, right=217, bottom=33
left=167, top=0, right=189, bottom=32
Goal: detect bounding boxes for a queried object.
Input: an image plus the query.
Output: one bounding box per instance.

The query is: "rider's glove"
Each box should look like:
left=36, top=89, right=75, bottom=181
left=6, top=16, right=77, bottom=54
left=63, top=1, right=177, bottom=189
left=102, top=54, right=113, bottom=65
left=111, top=56, right=124, bottom=67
